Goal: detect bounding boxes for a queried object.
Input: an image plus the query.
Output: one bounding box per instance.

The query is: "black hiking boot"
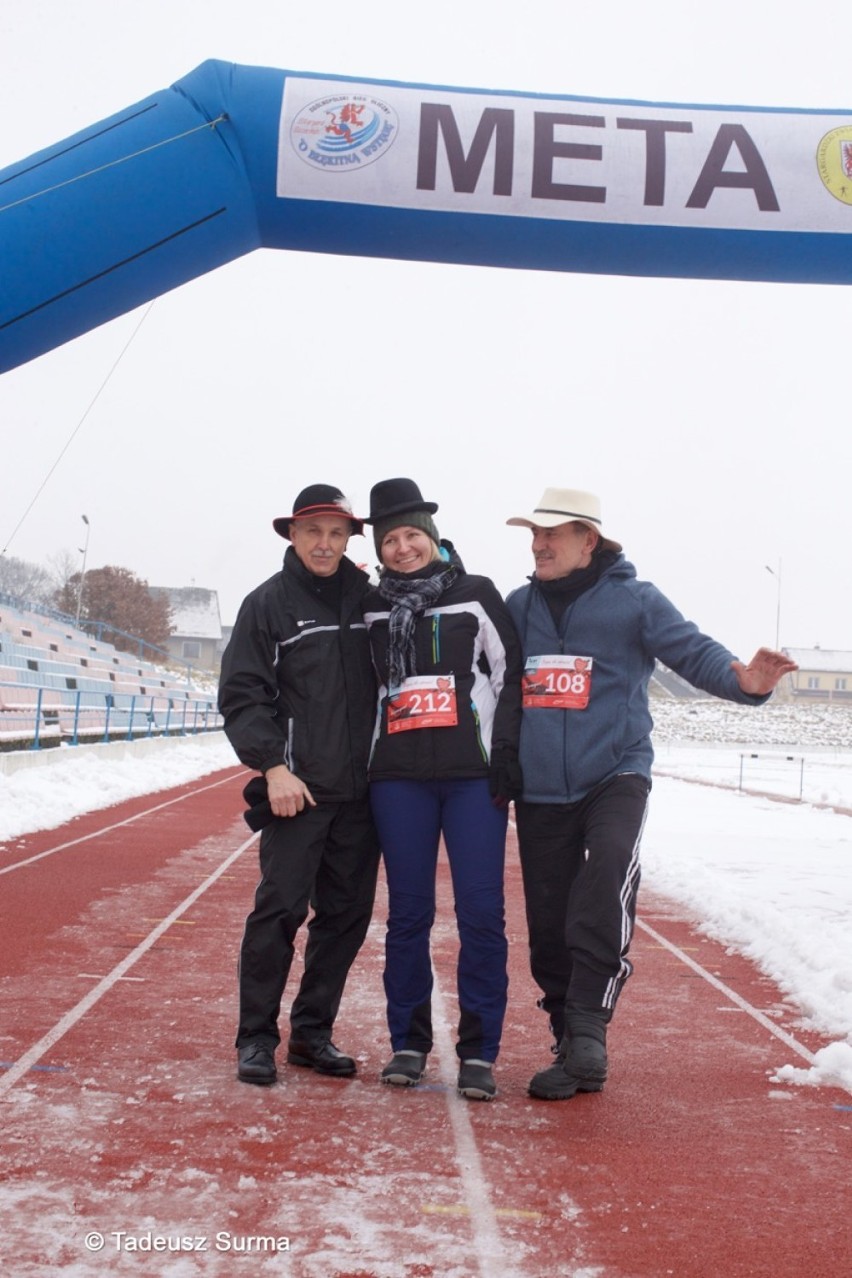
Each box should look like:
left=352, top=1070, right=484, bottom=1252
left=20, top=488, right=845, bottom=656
left=528, top=1010, right=609, bottom=1101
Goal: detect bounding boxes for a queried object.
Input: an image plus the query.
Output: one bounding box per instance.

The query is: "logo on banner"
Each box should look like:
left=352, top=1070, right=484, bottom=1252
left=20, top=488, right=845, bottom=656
left=291, top=94, right=398, bottom=171
left=816, top=127, right=852, bottom=206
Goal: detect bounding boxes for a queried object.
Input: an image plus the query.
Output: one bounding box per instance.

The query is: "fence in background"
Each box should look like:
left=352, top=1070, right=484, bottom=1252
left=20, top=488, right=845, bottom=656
left=738, top=752, right=806, bottom=801
left=0, top=678, right=222, bottom=751
left=653, top=743, right=852, bottom=813
left=0, top=595, right=223, bottom=753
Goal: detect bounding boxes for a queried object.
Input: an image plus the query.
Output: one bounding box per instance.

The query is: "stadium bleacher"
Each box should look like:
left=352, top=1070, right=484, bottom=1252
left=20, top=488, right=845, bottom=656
left=0, top=598, right=222, bottom=751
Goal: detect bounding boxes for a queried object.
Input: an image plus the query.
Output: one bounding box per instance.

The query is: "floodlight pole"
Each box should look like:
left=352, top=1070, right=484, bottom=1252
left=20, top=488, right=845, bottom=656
left=764, top=559, right=781, bottom=650
left=75, top=515, right=90, bottom=626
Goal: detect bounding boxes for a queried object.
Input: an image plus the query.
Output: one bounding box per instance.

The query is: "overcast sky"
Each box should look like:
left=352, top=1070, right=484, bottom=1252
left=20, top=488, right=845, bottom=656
left=1, top=0, right=850, bottom=656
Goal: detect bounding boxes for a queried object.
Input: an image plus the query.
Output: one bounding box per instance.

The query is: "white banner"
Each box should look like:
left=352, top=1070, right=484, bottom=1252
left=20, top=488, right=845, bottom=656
left=278, top=77, right=852, bottom=234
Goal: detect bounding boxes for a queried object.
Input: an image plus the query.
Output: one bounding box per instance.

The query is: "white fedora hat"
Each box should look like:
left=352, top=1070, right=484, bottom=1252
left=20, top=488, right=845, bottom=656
left=506, top=487, right=622, bottom=553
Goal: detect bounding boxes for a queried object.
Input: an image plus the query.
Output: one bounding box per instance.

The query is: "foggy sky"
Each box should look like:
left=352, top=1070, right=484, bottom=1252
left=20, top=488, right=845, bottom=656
left=1, top=0, right=850, bottom=658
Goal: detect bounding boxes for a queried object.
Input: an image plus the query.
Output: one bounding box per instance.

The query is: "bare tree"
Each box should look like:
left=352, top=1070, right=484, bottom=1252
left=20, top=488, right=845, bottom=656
left=0, top=553, right=55, bottom=606
left=46, top=550, right=79, bottom=601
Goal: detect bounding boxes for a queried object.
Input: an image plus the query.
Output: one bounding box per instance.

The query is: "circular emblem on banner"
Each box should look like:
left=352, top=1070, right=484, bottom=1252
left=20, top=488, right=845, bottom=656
left=816, top=127, right=852, bottom=205
left=291, top=94, right=398, bottom=171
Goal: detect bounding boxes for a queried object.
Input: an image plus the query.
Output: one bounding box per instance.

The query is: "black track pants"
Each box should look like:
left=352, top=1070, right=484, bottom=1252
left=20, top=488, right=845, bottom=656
left=235, top=797, right=380, bottom=1048
left=515, top=773, right=650, bottom=1041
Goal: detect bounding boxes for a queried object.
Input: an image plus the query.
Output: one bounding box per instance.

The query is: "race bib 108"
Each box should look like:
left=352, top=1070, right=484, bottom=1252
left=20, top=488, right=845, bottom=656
left=522, top=655, right=593, bottom=709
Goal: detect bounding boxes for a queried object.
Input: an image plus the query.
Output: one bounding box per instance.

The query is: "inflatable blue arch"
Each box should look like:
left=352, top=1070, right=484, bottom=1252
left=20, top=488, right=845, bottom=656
left=1, top=59, right=851, bottom=373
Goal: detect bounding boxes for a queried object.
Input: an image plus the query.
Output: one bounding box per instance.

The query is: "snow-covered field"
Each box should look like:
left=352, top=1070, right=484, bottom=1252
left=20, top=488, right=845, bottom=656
left=2, top=699, right=851, bottom=1093
left=651, top=696, right=852, bottom=809
left=651, top=692, right=852, bottom=749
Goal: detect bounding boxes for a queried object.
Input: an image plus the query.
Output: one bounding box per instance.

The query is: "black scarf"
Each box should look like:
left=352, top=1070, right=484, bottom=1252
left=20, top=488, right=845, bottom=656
left=535, top=548, right=618, bottom=627
left=310, top=570, right=342, bottom=615
left=378, top=561, right=457, bottom=689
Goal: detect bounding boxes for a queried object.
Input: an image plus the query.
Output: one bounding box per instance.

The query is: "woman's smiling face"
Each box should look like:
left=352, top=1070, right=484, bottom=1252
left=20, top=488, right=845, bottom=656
left=380, top=525, right=439, bottom=574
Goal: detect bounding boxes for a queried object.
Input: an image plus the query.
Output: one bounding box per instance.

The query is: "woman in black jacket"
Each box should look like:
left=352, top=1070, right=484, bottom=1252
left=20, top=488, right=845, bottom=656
left=363, top=478, right=522, bottom=1101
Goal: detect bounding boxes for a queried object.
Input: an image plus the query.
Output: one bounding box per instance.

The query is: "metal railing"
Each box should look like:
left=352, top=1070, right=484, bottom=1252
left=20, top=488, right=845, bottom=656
left=653, top=743, right=852, bottom=812
left=737, top=751, right=805, bottom=801
left=0, top=679, right=222, bottom=751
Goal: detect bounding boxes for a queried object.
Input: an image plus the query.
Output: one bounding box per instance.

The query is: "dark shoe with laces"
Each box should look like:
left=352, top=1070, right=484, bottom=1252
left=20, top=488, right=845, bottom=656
left=381, top=1051, right=427, bottom=1087
left=237, top=1041, right=277, bottom=1086
left=457, top=1059, right=497, bottom=1101
left=286, top=1038, right=357, bottom=1076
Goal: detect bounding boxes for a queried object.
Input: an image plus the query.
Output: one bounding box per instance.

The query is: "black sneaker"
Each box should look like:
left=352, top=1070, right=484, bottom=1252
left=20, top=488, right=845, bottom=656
left=286, top=1038, right=357, bottom=1076
left=457, top=1059, right=496, bottom=1101
left=237, top=1041, right=277, bottom=1086
left=381, top=1051, right=427, bottom=1086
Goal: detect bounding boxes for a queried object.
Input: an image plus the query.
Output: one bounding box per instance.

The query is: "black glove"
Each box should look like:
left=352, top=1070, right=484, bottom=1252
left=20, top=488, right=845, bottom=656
left=488, top=748, right=523, bottom=808
left=242, top=775, right=274, bottom=831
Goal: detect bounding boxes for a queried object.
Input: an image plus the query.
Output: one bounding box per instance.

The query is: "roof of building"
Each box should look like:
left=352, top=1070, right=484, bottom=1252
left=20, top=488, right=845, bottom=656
left=152, top=587, right=222, bottom=641
left=785, top=647, right=852, bottom=673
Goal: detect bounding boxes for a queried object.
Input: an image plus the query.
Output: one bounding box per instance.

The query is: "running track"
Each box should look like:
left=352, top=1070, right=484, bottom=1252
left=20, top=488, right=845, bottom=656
left=1, top=765, right=849, bottom=1276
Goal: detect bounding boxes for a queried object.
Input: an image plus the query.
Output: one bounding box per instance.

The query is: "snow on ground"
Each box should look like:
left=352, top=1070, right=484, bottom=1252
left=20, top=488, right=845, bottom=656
left=648, top=696, right=852, bottom=1091
left=2, top=698, right=851, bottom=1093
left=651, top=696, right=852, bottom=809
left=0, top=734, right=239, bottom=843
left=643, top=776, right=852, bottom=1091
left=650, top=692, right=852, bottom=750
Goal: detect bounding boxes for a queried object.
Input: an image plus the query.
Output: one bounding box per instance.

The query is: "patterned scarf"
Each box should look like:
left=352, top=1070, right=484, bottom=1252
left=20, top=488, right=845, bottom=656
left=378, top=563, right=457, bottom=690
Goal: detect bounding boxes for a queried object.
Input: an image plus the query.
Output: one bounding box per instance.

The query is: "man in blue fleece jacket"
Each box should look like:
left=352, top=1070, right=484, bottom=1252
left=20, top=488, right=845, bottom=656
left=505, top=487, right=796, bottom=1101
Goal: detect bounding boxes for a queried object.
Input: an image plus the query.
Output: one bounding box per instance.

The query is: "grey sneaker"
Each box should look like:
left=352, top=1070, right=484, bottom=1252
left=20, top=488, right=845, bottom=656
left=457, top=1059, right=496, bottom=1101
left=381, top=1050, right=427, bottom=1087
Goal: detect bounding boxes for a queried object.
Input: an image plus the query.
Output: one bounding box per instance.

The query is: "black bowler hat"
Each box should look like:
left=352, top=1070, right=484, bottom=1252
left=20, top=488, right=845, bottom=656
left=272, top=483, right=364, bottom=540
left=365, top=478, right=438, bottom=524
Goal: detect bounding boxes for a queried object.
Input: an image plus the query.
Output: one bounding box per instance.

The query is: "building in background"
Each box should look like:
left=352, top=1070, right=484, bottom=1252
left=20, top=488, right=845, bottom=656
left=783, top=648, right=852, bottom=702
left=150, top=586, right=222, bottom=672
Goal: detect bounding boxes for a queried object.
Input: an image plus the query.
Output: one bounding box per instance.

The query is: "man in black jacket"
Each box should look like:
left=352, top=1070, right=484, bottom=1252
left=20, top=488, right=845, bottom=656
left=218, top=484, right=380, bottom=1086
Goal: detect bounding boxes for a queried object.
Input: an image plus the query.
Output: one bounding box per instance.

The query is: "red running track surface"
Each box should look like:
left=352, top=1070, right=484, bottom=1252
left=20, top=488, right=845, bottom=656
left=0, top=765, right=849, bottom=1276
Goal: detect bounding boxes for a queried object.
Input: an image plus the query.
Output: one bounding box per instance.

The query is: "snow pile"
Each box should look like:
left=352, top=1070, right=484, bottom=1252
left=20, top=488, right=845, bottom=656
left=0, top=735, right=238, bottom=843
left=772, top=1041, right=852, bottom=1090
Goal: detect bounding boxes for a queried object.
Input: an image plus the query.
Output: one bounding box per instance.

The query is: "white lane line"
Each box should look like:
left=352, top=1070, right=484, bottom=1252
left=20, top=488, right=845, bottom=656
left=430, top=968, right=525, bottom=1278
left=0, top=831, right=258, bottom=1099
left=0, top=771, right=244, bottom=876
left=636, top=918, right=816, bottom=1064
left=76, top=973, right=145, bottom=982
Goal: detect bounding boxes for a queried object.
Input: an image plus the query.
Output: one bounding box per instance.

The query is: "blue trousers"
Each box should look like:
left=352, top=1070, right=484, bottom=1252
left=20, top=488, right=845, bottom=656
left=370, top=778, right=508, bottom=1062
